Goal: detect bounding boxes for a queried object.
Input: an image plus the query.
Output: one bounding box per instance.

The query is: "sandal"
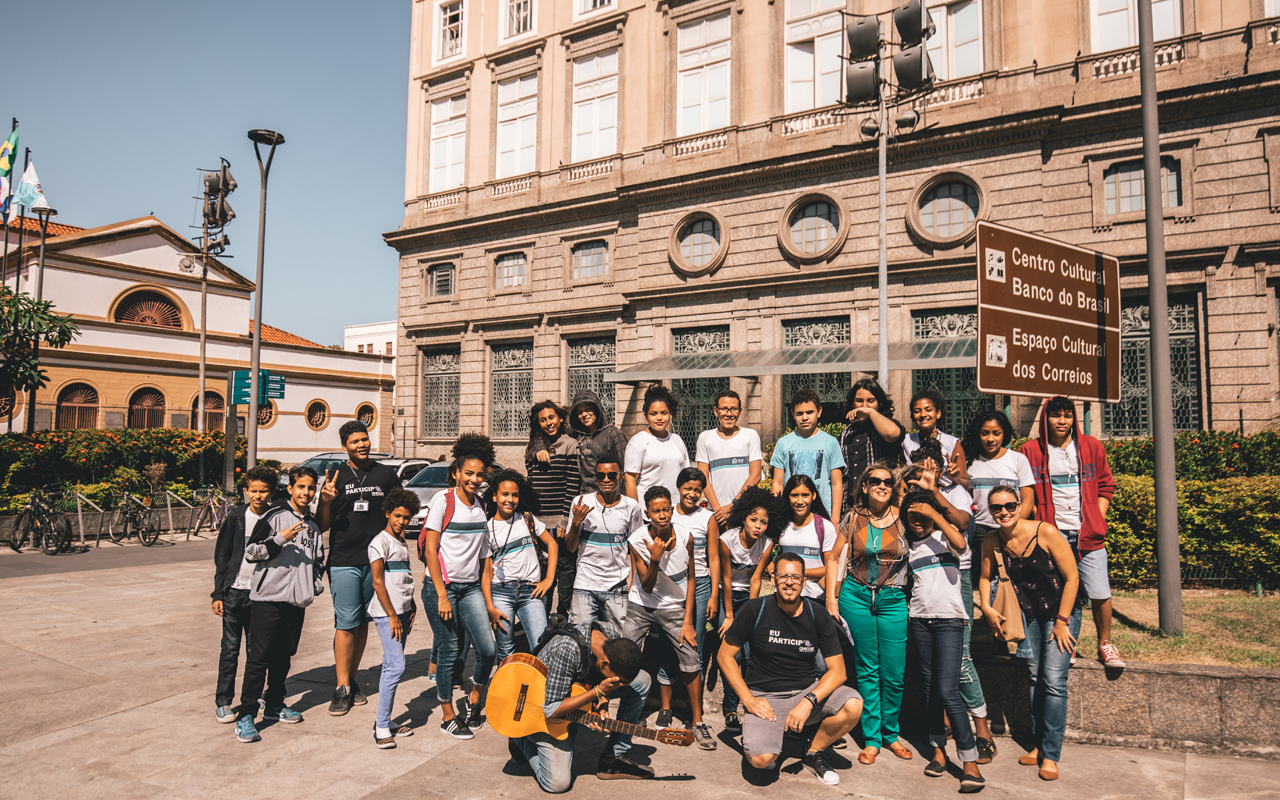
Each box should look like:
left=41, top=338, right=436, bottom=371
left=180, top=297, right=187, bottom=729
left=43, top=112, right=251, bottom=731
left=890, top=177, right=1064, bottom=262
left=886, top=741, right=914, bottom=760
left=975, top=737, right=997, bottom=764
left=858, top=746, right=879, bottom=765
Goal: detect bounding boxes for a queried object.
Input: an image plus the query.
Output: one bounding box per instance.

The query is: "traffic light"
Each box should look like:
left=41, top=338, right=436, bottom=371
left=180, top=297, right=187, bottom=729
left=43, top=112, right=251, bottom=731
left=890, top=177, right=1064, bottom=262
left=202, top=159, right=237, bottom=230
left=844, top=14, right=880, bottom=106
left=892, top=0, right=935, bottom=92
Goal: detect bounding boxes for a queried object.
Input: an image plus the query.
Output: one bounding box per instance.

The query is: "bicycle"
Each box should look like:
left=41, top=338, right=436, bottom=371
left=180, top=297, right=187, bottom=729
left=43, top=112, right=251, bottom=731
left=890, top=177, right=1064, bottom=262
left=10, top=486, right=74, bottom=555
left=110, top=492, right=161, bottom=547
left=191, top=486, right=233, bottom=538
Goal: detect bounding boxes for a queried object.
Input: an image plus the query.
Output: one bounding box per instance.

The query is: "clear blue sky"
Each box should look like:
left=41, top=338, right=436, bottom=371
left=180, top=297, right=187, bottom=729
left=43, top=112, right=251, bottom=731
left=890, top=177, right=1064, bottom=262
left=5, top=1, right=410, bottom=346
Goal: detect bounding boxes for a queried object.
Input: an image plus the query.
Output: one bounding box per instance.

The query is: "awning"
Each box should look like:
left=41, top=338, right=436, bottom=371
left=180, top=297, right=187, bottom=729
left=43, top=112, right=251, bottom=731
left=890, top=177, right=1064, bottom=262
left=604, top=337, right=976, bottom=383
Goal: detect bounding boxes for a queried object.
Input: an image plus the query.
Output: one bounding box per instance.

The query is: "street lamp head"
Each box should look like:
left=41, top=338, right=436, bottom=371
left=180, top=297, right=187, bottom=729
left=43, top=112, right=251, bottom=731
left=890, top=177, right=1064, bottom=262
left=860, top=118, right=881, bottom=139
left=895, top=109, right=920, bottom=132
left=247, top=129, right=285, bottom=146
left=32, top=206, right=57, bottom=218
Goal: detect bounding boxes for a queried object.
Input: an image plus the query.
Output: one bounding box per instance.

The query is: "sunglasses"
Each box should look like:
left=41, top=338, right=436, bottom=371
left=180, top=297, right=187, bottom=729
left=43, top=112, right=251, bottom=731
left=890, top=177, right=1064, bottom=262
left=988, top=501, right=1019, bottom=514
left=863, top=476, right=893, bottom=488
left=595, top=470, right=620, bottom=479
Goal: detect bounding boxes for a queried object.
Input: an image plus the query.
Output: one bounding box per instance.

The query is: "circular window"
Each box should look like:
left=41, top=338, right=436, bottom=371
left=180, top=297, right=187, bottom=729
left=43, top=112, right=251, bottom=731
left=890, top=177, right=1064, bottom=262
left=668, top=210, right=730, bottom=276
left=356, top=403, right=377, bottom=429
left=306, top=400, right=329, bottom=431
left=257, top=400, right=276, bottom=429
left=905, top=171, right=988, bottom=248
left=777, top=193, right=849, bottom=263
left=115, top=290, right=183, bottom=329
left=0, top=390, right=17, bottom=421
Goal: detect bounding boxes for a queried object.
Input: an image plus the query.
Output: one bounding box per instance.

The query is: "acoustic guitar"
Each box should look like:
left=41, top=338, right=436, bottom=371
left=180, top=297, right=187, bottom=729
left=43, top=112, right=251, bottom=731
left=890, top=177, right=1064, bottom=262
left=487, top=653, right=694, bottom=746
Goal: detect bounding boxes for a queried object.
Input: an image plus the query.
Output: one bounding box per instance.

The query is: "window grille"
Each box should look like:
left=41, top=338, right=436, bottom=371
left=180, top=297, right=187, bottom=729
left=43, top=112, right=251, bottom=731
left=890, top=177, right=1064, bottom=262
left=491, top=343, right=534, bottom=439
left=306, top=401, right=328, bottom=430
left=115, top=290, right=183, bottom=329
left=568, top=337, right=616, bottom=424
left=422, top=350, right=461, bottom=438
left=357, top=403, right=377, bottom=427
left=781, top=318, right=850, bottom=427
left=128, top=389, right=165, bottom=429
left=572, top=240, right=609, bottom=280
left=190, top=392, right=225, bottom=433
left=57, top=384, right=100, bottom=430
left=508, top=0, right=531, bottom=36
left=429, top=264, right=455, bottom=297
left=911, top=309, right=993, bottom=437
left=440, top=1, right=464, bottom=58
left=1104, top=157, right=1181, bottom=215
left=257, top=403, right=274, bottom=427
left=672, top=326, right=730, bottom=447
left=1104, top=300, right=1202, bottom=436
left=495, top=252, right=527, bottom=290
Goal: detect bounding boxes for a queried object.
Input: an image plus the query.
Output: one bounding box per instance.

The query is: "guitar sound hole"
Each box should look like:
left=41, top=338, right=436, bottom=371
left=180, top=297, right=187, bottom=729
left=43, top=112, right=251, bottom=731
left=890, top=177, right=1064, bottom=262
left=514, top=684, right=529, bottom=721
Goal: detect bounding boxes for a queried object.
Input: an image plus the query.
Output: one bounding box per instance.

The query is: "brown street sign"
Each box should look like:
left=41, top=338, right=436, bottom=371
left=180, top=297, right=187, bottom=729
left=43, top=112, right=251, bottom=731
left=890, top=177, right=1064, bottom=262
left=976, top=221, right=1121, bottom=404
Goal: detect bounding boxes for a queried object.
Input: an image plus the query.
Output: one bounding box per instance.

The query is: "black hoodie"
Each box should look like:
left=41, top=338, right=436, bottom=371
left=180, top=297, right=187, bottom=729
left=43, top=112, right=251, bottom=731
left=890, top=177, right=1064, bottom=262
left=568, top=390, right=628, bottom=494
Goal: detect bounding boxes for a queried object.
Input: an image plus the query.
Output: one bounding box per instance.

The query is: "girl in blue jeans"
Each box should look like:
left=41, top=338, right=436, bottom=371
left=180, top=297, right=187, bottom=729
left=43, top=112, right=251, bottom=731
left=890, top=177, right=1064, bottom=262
left=369, top=488, right=422, bottom=748
left=421, top=433, right=500, bottom=740
left=979, top=484, right=1080, bottom=782
left=481, top=470, right=558, bottom=661
left=715, top=486, right=776, bottom=729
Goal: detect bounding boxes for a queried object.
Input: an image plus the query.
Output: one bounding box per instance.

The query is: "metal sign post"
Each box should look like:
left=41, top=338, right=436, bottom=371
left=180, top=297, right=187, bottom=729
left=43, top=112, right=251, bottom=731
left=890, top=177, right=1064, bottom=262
left=975, top=221, right=1121, bottom=403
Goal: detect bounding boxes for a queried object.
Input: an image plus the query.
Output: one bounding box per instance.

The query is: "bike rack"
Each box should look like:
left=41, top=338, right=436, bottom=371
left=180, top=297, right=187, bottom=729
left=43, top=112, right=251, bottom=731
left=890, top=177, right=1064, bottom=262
left=164, top=490, right=194, bottom=539
left=74, top=493, right=109, bottom=547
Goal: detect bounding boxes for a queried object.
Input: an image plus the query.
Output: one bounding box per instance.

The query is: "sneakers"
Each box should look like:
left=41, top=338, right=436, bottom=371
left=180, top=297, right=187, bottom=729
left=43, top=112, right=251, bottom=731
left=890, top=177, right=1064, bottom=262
left=235, top=715, right=261, bottom=743
left=830, top=736, right=848, bottom=750
left=393, top=725, right=413, bottom=737
left=597, top=754, right=655, bottom=780
left=328, top=686, right=354, bottom=716
left=375, top=727, right=397, bottom=749
left=802, top=751, right=839, bottom=786
left=693, top=723, right=717, bottom=751
left=264, top=705, right=302, bottom=724
left=1098, top=641, right=1127, bottom=668
left=655, top=709, right=674, bottom=728
left=440, top=715, right=475, bottom=740
left=351, top=681, right=368, bottom=706
left=215, top=705, right=237, bottom=723
left=723, top=711, right=742, bottom=732
left=457, top=696, right=485, bottom=729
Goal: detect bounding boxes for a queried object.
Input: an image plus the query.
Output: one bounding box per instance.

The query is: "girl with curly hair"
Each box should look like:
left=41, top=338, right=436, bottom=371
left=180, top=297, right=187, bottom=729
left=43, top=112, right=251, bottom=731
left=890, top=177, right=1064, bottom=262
left=480, top=469, right=558, bottom=662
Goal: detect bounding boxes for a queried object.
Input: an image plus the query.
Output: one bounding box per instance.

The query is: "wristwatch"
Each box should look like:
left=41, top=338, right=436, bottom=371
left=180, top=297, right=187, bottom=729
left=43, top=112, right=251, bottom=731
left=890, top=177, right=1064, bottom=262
left=804, top=692, right=819, bottom=707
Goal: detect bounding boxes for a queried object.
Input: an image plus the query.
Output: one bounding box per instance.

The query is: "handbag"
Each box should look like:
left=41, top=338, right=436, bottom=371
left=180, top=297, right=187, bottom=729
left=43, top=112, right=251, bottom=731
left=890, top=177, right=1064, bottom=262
left=991, top=547, right=1026, bottom=644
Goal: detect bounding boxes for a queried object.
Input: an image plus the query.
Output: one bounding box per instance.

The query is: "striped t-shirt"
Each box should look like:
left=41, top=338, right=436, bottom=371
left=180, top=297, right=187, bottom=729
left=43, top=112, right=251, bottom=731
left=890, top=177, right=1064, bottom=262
left=367, top=531, right=414, bottom=616
left=672, top=505, right=714, bottom=578
left=572, top=493, right=644, bottom=592
left=907, top=530, right=966, bottom=619
left=695, top=427, right=762, bottom=512
left=627, top=525, right=692, bottom=611
left=486, top=513, right=547, bottom=584
left=721, top=527, right=769, bottom=593
left=424, top=488, right=490, bottom=584
left=778, top=515, right=837, bottom=599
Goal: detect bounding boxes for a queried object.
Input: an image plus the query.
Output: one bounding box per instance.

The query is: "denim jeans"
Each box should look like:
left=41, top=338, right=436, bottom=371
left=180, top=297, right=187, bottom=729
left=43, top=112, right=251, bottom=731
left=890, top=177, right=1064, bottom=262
left=910, top=618, right=977, bottom=762
left=569, top=588, right=627, bottom=636
left=216, top=587, right=252, bottom=707
left=423, top=580, right=496, bottom=704
left=491, top=580, right=549, bottom=661
left=657, top=574, right=712, bottom=685
left=958, top=569, right=988, bottom=718
left=373, top=613, right=412, bottom=730
left=1022, top=608, right=1082, bottom=763
left=606, top=667, right=651, bottom=757
left=720, top=589, right=751, bottom=715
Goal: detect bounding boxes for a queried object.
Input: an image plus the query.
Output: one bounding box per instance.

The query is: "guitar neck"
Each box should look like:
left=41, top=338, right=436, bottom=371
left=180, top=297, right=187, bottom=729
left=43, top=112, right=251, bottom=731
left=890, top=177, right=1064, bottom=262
left=561, top=710, right=659, bottom=741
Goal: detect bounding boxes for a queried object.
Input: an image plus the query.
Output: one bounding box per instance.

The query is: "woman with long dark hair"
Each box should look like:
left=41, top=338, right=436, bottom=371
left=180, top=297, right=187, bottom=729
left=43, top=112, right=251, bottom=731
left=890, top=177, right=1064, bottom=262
left=524, top=400, right=581, bottom=616
left=839, top=378, right=906, bottom=516
left=777, top=473, right=836, bottom=601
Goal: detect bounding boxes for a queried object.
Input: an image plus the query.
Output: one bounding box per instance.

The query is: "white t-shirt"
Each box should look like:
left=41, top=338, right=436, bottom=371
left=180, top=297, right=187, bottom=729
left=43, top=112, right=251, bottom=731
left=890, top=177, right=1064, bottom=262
left=367, top=531, right=415, bottom=617
left=778, top=515, right=837, bottom=599
left=1048, top=440, right=1083, bottom=532
left=232, top=509, right=265, bottom=590
left=695, top=427, right=763, bottom=510
left=938, top=482, right=976, bottom=569
left=721, top=528, right=769, bottom=593
left=486, top=513, right=547, bottom=585
left=625, top=429, right=690, bottom=502
left=672, top=505, right=714, bottom=579
left=627, top=525, right=692, bottom=611
left=968, top=450, right=1036, bottom=528
left=903, top=431, right=960, bottom=487
left=907, top=530, right=967, bottom=619
left=572, top=493, right=644, bottom=592
left=423, top=488, right=490, bottom=584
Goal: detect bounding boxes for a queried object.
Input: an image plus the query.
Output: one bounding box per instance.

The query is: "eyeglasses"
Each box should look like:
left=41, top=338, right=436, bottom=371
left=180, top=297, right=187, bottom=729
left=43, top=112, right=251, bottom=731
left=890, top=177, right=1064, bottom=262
left=775, top=574, right=805, bottom=585
left=715, top=407, right=741, bottom=414
left=988, top=502, right=1019, bottom=514
left=595, top=471, right=620, bottom=480
left=863, top=476, right=892, bottom=488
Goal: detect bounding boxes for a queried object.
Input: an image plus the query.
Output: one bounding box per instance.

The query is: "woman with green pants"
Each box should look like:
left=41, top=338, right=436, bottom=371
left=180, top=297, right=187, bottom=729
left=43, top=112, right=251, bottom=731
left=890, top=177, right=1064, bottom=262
left=828, top=461, right=913, bottom=765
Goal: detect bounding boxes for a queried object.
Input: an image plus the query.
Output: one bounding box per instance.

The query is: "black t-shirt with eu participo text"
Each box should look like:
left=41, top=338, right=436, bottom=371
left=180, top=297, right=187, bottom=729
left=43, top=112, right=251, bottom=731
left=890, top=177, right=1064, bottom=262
left=327, top=461, right=402, bottom=568
left=724, top=594, right=843, bottom=694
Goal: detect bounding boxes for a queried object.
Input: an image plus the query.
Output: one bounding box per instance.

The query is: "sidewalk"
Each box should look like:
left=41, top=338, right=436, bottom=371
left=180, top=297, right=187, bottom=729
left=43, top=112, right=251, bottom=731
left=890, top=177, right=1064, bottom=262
left=0, top=549, right=1276, bottom=800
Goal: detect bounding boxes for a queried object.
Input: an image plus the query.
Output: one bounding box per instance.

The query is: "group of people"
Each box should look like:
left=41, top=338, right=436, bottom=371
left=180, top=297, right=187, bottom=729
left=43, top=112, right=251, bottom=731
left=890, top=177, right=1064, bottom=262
left=209, top=381, right=1120, bottom=793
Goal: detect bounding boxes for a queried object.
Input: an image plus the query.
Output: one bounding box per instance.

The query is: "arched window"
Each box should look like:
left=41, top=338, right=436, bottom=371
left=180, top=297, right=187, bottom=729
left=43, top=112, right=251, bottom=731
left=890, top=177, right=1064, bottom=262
left=356, top=403, right=377, bottom=429
left=114, top=290, right=183, bottom=329
left=789, top=201, right=840, bottom=254
left=306, top=400, right=329, bottom=430
left=190, top=392, right=224, bottom=433
left=0, top=390, right=14, bottom=421
left=57, top=383, right=99, bottom=430
left=128, top=389, right=166, bottom=429
left=919, top=181, right=979, bottom=237
left=679, top=217, right=720, bottom=268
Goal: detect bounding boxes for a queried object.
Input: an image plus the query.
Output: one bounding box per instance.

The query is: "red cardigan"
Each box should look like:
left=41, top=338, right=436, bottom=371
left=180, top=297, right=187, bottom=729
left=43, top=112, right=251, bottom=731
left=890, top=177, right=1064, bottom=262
left=1019, top=400, right=1116, bottom=553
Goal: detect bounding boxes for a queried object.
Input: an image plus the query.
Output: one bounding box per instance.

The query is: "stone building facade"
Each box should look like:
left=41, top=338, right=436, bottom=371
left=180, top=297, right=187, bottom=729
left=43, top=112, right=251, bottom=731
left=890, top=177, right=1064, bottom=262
left=387, top=0, right=1280, bottom=465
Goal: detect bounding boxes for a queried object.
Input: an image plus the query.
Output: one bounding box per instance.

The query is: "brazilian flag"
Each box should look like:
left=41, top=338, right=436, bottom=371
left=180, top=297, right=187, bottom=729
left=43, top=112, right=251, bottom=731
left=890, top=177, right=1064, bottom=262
left=0, top=130, right=16, bottom=178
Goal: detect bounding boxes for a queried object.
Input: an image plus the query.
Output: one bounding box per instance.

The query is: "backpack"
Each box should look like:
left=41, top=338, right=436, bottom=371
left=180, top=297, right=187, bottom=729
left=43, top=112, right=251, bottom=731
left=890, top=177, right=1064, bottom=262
left=417, top=488, right=459, bottom=582
left=532, top=613, right=592, bottom=677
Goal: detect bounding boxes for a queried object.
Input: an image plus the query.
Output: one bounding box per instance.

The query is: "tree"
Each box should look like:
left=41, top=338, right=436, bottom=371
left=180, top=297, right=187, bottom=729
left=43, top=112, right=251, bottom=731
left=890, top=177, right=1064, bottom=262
left=0, top=287, right=81, bottom=402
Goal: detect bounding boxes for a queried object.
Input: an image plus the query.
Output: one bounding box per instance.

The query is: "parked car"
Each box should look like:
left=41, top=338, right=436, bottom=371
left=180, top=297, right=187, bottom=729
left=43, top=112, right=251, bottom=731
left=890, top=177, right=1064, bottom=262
left=403, top=461, right=505, bottom=540
left=275, top=453, right=429, bottom=513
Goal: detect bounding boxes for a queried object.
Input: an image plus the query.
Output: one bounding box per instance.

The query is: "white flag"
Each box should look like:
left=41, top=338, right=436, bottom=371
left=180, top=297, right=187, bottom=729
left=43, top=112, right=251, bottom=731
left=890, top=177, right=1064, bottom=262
left=13, top=162, right=48, bottom=211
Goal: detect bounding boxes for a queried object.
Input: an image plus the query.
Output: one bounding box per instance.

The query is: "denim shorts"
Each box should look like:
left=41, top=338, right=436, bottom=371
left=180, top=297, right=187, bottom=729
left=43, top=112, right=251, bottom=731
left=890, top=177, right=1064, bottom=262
left=330, top=565, right=374, bottom=630
left=1062, top=530, right=1112, bottom=602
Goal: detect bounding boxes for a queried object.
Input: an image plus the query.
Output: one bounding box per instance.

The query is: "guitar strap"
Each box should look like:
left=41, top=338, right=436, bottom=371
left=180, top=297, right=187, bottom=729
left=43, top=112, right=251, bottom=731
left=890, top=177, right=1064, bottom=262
left=532, top=614, right=592, bottom=677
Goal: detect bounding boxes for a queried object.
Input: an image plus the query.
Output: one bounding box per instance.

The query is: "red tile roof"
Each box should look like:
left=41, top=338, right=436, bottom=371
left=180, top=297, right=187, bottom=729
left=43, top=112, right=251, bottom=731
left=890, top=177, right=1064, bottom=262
left=4, top=215, right=84, bottom=238
left=252, top=321, right=324, bottom=349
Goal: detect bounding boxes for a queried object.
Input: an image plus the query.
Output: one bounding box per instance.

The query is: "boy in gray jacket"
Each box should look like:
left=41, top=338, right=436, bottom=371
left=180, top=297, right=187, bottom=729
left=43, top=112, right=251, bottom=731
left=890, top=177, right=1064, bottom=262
left=234, top=466, right=326, bottom=743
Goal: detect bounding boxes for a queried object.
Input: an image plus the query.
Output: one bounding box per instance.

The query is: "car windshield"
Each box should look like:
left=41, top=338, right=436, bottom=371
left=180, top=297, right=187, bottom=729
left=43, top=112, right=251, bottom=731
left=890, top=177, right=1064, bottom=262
left=297, top=458, right=346, bottom=478
left=407, top=465, right=450, bottom=488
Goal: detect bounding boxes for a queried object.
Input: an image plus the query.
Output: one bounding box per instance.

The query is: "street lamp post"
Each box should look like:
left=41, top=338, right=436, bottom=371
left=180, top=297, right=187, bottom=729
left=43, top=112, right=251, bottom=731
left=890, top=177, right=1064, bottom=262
left=26, top=206, right=57, bottom=434
left=246, top=129, right=284, bottom=469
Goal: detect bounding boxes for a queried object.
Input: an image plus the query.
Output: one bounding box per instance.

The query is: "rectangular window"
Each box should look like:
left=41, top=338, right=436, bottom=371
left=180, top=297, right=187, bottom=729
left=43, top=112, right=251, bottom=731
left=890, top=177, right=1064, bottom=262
left=422, top=350, right=461, bottom=438
left=386, top=342, right=394, bottom=355
left=677, top=14, right=731, bottom=137
left=785, top=0, right=843, bottom=113
left=911, top=309, right=995, bottom=437
left=491, top=343, right=534, bottom=439
left=429, top=95, right=467, bottom=193
left=495, top=252, right=527, bottom=290
left=1093, top=0, right=1181, bottom=53
left=1104, top=156, right=1181, bottom=215
left=429, top=263, right=456, bottom=297
left=568, top=337, right=616, bottom=424
left=1104, top=299, right=1201, bottom=436
left=497, top=74, right=538, bottom=179
left=440, top=1, right=464, bottom=59
left=926, top=1, right=982, bottom=82
left=572, top=50, right=618, bottom=162
left=1269, top=0, right=1279, bottom=16
left=571, top=240, right=609, bottom=280
left=672, top=326, right=731, bottom=447
left=582, top=0, right=611, bottom=13
left=507, top=0, right=532, bottom=37
left=781, top=318, right=850, bottom=427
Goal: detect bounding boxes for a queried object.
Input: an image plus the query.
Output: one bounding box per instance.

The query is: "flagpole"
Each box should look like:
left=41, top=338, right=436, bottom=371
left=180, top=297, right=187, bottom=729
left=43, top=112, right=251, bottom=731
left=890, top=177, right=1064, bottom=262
left=13, top=148, right=29, bottom=295
left=1, top=119, right=15, bottom=290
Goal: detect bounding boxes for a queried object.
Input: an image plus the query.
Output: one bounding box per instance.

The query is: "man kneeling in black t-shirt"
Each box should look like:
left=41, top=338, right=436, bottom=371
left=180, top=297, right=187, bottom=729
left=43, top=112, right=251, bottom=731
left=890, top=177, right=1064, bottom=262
left=717, top=553, right=863, bottom=786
